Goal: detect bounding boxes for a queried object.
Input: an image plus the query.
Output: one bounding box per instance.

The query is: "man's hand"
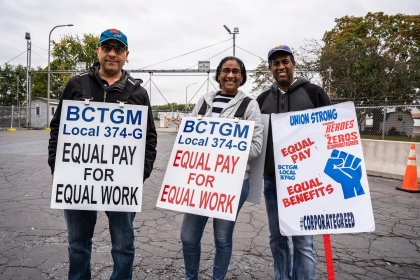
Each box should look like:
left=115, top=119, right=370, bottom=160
left=324, top=149, right=365, bottom=199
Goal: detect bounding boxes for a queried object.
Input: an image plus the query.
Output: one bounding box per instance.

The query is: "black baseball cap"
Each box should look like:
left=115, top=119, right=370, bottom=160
left=268, top=44, right=293, bottom=60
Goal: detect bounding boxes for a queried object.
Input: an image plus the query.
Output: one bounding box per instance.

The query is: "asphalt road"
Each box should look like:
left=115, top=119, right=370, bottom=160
left=0, top=129, right=419, bottom=280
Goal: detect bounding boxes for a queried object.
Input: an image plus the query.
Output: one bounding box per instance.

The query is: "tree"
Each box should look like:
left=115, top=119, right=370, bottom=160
left=49, top=33, right=98, bottom=99
left=0, top=64, right=27, bottom=106
left=0, top=34, right=99, bottom=105
left=51, top=33, right=98, bottom=71
left=319, top=12, right=420, bottom=105
left=152, top=102, right=181, bottom=112
left=250, top=59, right=274, bottom=93
left=31, top=66, right=47, bottom=99
left=251, top=13, right=419, bottom=105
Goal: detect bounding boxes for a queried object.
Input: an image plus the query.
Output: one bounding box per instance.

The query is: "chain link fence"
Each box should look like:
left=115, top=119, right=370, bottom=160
left=0, top=106, right=28, bottom=129
left=1, top=104, right=420, bottom=142
left=356, top=105, right=420, bottom=142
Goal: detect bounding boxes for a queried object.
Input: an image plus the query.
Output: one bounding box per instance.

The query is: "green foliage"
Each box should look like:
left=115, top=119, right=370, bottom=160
left=251, top=13, right=419, bottom=104
left=152, top=102, right=192, bottom=112
left=0, top=33, right=99, bottom=104
left=0, top=64, right=27, bottom=106
left=51, top=33, right=98, bottom=70
left=320, top=12, right=420, bottom=104
left=31, top=66, right=47, bottom=99
left=49, top=33, right=99, bottom=99
left=361, top=134, right=420, bottom=143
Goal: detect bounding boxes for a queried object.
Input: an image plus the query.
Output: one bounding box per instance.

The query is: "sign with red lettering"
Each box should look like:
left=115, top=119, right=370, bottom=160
left=271, top=102, right=375, bottom=235
left=156, top=117, right=255, bottom=221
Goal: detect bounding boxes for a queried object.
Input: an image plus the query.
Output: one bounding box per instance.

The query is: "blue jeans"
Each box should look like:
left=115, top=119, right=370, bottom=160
left=180, top=179, right=250, bottom=280
left=64, top=210, right=136, bottom=280
left=263, top=177, right=316, bottom=280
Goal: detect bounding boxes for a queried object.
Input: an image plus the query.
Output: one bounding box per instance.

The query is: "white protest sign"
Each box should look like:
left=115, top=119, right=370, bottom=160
left=156, top=117, right=255, bottom=221
left=272, top=102, right=375, bottom=235
left=51, top=100, right=148, bottom=212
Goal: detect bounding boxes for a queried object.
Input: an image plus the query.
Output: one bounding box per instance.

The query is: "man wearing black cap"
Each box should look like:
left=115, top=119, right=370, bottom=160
left=257, top=44, right=330, bottom=280
left=48, top=28, right=157, bottom=279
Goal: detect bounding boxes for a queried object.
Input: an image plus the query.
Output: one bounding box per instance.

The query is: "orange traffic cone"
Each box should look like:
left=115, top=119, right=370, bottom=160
left=396, top=144, right=419, bottom=193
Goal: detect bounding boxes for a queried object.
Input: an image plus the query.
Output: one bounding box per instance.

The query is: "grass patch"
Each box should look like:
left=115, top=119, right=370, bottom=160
left=361, top=134, right=420, bottom=142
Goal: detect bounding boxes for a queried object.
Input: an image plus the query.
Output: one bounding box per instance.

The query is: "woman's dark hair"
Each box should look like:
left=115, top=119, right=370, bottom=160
left=215, top=56, right=247, bottom=87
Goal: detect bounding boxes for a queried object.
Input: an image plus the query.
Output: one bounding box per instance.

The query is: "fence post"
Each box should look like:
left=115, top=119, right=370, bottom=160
left=382, top=101, right=387, bottom=140
left=6, top=105, right=16, bottom=132
left=10, top=105, right=14, bottom=129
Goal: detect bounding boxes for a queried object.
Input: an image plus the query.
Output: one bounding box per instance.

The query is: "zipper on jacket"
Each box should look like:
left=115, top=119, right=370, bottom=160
left=281, top=95, right=285, bottom=111
left=104, top=90, right=107, bottom=102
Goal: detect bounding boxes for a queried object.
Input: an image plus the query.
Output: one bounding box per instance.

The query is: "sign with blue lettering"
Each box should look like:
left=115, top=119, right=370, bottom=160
left=271, top=102, right=375, bottom=235
left=156, top=117, right=255, bottom=221
left=50, top=100, right=148, bottom=212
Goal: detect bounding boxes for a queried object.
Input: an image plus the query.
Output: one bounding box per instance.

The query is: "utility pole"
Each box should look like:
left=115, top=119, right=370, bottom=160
left=17, top=76, right=20, bottom=127
left=25, top=32, right=31, bottom=128
left=185, top=83, right=196, bottom=113
left=223, top=25, right=239, bottom=57
left=149, top=72, right=152, bottom=104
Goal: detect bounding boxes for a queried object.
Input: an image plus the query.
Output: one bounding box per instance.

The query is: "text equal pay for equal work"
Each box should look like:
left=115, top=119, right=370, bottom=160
left=160, top=150, right=240, bottom=213
left=51, top=100, right=148, bottom=212
left=157, top=116, right=254, bottom=221
left=55, top=142, right=140, bottom=206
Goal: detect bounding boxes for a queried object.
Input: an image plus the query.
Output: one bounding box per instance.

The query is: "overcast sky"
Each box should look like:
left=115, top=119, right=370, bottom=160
left=1, top=0, right=419, bottom=105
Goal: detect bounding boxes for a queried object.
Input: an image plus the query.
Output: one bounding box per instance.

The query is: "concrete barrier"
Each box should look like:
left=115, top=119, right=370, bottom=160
left=362, top=139, right=420, bottom=180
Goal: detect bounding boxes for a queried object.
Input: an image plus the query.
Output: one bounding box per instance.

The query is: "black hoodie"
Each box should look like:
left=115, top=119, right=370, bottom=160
left=48, top=63, right=157, bottom=181
left=256, top=78, right=331, bottom=178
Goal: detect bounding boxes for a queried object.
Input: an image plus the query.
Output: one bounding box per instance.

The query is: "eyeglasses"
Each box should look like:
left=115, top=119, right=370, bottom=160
left=100, top=44, right=127, bottom=55
left=221, top=68, right=241, bottom=75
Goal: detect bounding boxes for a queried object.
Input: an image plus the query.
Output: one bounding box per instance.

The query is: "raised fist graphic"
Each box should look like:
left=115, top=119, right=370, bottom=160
left=324, top=149, right=365, bottom=199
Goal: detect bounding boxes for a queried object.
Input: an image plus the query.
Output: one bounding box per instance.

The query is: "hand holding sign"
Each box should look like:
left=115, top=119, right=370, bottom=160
left=324, top=149, right=365, bottom=199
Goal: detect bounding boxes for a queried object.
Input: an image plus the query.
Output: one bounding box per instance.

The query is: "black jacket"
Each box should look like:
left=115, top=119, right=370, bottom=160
left=257, top=78, right=331, bottom=178
left=48, top=64, right=157, bottom=181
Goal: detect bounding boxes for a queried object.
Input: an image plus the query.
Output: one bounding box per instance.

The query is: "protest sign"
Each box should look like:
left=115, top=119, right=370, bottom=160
left=272, top=102, right=375, bottom=235
left=156, top=117, right=254, bottom=221
left=50, top=100, right=148, bottom=212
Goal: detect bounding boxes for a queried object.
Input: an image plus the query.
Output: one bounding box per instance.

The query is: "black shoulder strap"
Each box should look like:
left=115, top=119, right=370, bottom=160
left=301, top=83, right=318, bottom=108
left=119, top=76, right=138, bottom=102
left=123, top=76, right=137, bottom=94
left=234, top=96, right=252, bottom=118
left=79, top=72, right=92, bottom=99
left=198, top=100, right=208, bottom=115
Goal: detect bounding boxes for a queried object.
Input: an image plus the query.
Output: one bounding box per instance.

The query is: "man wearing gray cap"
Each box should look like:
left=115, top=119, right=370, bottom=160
left=257, top=44, right=331, bottom=280
left=48, top=28, right=157, bottom=279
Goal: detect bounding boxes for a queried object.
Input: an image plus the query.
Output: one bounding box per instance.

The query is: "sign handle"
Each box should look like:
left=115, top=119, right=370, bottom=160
left=323, top=234, right=335, bottom=280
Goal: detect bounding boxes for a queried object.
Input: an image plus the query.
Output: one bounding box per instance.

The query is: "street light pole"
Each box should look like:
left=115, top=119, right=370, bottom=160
left=25, top=32, right=31, bottom=128
left=0, top=77, right=4, bottom=105
left=47, top=24, right=74, bottom=128
left=185, top=83, right=196, bottom=113
left=16, top=76, right=20, bottom=127
left=223, top=25, right=239, bottom=57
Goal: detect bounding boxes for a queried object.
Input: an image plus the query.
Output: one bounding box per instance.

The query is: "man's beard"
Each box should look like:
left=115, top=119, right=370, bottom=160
left=277, top=78, right=291, bottom=88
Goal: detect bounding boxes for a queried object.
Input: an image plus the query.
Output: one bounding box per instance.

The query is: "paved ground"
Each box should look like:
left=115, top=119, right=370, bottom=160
left=0, top=128, right=419, bottom=280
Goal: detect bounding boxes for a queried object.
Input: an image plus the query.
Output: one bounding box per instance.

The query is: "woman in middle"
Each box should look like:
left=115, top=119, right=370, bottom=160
left=180, top=56, right=263, bottom=280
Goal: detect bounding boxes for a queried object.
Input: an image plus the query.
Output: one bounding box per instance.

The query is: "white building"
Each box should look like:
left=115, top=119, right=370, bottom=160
left=30, top=97, right=59, bottom=128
